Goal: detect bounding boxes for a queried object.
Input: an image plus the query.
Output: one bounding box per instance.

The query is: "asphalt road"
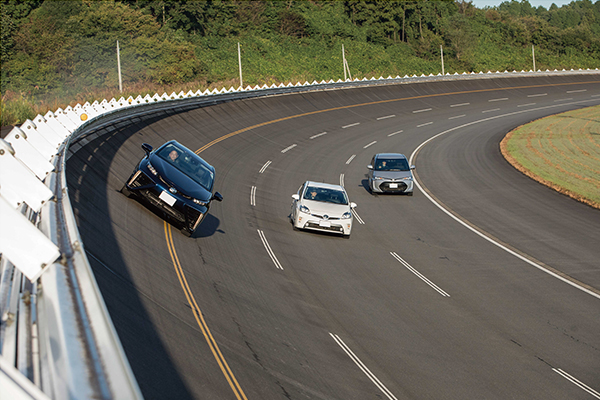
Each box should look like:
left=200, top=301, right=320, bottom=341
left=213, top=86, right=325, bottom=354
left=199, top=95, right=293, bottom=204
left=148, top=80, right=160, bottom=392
left=67, top=75, right=600, bottom=400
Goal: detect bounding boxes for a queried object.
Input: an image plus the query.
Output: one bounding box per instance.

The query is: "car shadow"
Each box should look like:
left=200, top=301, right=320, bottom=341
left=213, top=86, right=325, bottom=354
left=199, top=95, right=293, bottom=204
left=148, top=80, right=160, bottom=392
left=360, top=178, right=372, bottom=194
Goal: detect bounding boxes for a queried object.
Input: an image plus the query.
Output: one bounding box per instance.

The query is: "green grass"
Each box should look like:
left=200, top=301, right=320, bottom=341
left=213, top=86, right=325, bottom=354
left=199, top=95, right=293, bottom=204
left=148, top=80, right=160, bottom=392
left=501, top=105, right=600, bottom=208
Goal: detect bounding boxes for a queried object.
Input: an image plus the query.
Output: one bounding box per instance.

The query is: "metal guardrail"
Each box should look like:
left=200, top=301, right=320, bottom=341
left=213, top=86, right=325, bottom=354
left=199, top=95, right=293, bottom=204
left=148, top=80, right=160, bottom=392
left=0, top=68, right=598, bottom=399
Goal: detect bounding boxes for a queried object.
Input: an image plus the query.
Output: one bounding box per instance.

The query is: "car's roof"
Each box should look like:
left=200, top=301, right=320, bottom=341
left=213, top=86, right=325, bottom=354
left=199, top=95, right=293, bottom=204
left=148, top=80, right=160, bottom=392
left=375, top=153, right=407, bottom=159
left=305, top=181, right=346, bottom=191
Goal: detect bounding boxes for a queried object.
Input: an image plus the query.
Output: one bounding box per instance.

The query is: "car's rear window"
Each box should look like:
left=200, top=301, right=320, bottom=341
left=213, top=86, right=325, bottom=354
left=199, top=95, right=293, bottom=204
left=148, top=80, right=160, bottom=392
left=157, top=144, right=214, bottom=190
left=375, top=158, right=410, bottom=171
left=303, top=187, right=348, bottom=205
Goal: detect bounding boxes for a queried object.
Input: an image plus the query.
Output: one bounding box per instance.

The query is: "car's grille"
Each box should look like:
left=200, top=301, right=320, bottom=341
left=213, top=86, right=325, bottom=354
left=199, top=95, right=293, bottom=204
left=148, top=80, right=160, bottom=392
left=380, top=182, right=408, bottom=192
left=310, top=214, right=340, bottom=220
left=142, top=190, right=185, bottom=222
left=305, top=222, right=343, bottom=233
left=129, top=172, right=153, bottom=188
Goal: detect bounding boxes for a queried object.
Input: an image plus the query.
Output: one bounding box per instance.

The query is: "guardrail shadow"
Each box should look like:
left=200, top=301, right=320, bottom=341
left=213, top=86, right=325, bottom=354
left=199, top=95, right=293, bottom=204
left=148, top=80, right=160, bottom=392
left=67, top=114, right=195, bottom=400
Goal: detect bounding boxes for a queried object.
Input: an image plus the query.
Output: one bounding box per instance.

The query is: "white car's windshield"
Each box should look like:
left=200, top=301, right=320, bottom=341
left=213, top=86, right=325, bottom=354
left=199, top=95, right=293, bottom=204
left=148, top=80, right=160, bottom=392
left=303, top=187, right=348, bottom=205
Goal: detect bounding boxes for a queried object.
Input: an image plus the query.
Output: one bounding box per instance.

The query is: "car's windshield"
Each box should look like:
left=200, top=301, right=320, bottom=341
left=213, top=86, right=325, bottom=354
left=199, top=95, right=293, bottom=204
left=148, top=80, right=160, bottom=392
left=375, top=158, right=410, bottom=171
left=157, top=144, right=214, bottom=190
left=303, top=187, right=348, bottom=205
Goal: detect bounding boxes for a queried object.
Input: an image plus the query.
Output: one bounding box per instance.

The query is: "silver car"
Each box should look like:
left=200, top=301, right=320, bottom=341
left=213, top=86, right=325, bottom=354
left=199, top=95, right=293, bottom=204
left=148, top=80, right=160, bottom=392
left=367, top=153, right=415, bottom=195
left=291, top=181, right=356, bottom=237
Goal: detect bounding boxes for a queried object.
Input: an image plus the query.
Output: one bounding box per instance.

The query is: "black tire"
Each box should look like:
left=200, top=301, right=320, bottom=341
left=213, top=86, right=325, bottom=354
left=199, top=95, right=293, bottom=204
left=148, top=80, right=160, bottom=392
left=343, top=234, right=351, bottom=239
left=121, top=184, right=132, bottom=198
left=180, top=228, right=193, bottom=237
left=407, top=191, right=413, bottom=196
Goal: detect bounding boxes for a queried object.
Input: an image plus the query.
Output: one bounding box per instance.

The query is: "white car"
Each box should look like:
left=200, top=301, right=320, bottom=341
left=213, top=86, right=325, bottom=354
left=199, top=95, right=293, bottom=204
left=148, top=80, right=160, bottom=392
left=291, top=181, right=356, bottom=238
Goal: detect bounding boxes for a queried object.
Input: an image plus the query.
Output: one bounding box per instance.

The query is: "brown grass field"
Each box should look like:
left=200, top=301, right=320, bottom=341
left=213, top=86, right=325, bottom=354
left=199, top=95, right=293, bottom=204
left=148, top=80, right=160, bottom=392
left=500, top=105, right=600, bottom=209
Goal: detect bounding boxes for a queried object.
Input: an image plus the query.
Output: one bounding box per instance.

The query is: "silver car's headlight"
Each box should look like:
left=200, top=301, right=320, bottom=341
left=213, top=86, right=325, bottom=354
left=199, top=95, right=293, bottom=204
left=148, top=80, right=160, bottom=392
left=374, top=176, right=384, bottom=180
left=402, top=176, right=412, bottom=180
left=147, top=162, right=158, bottom=176
left=341, top=211, right=352, bottom=219
left=299, top=205, right=310, bottom=214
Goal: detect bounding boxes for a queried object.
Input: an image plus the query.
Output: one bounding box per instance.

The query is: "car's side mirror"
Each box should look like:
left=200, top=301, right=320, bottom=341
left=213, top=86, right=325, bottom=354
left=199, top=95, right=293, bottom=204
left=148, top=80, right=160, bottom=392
left=292, top=194, right=300, bottom=200
left=212, top=192, right=223, bottom=202
left=367, top=165, right=373, bottom=170
left=142, top=143, right=153, bottom=156
left=410, top=165, right=415, bottom=170
left=350, top=202, right=357, bottom=209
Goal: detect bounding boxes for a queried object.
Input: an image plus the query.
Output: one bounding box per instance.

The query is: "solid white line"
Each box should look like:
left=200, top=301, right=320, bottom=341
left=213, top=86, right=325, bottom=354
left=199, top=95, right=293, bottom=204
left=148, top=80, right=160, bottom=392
left=566, top=89, right=586, bottom=93
left=343, top=122, right=360, bottom=129
left=450, top=103, right=470, bottom=107
left=489, top=97, right=508, bottom=102
left=259, top=160, right=272, bottom=173
left=364, top=141, right=377, bottom=149
left=528, top=93, right=547, bottom=97
left=413, top=108, right=432, bottom=113
left=518, top=103, right=536, bottom=107
left=281, top=144, right=297, bottom=153
left=346, top=154, right=356, bottom=165
left=417, top=122, right=433, bottom=128
left=592, top=94, right=600, bottom=97
left=377, top=115, right=395, bottom=120
left=449, top=114, right=466, bottom=120
left=250, top=186, right=256, bottom=206
left=390, top=252, right=450, bottom=297
left=329, top=333, right=398, bottom=400
left=310, top=132, right=328, bottom=139
left=340, top=174, right=345, bottom=187
left=257, top=230, right=283, bottom=270
left=554, top=98, right=573, bottom=102
left=482, top=108, right=500, bottom=113
left=352, top=209, right=365, bottom=225
left=408, top=98, right=600, bottom=300
left=388, top=130, right=403, bottom=137
left=553, top=368, right=600, bottom=399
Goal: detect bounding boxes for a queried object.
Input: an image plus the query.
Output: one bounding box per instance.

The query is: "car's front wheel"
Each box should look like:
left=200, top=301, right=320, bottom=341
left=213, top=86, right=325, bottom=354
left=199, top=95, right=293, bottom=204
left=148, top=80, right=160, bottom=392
left=121, top=184, right=132, bottom=198
left=181, top=228, right=194, bottom=237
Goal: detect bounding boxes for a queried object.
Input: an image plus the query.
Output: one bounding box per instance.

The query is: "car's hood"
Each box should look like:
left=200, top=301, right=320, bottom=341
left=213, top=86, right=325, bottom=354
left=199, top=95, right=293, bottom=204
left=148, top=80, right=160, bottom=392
left=373, top=170, right=412, bottom=180
left=302, top=200, right=349, bottom=216
left=148, top=155, right=212, bottom=201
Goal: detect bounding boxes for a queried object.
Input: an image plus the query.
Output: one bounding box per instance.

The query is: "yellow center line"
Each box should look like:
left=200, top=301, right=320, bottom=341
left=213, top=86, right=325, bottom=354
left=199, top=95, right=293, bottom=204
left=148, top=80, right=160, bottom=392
left=163, top=79, right=598, bottom=398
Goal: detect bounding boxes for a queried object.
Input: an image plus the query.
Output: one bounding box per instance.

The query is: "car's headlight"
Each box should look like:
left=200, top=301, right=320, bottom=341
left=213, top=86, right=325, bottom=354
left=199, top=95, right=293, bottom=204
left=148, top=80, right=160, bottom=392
left=147, top=162, right=158, bottom=176
left=402, top=176, right=413, bottom=180
left=374, top=176, right=384, bottom=180
left=193, top=198, right=208, bottom=206
left=299, top=205, right=310, bottom=214
left=341, top=211, right=352, bottom=219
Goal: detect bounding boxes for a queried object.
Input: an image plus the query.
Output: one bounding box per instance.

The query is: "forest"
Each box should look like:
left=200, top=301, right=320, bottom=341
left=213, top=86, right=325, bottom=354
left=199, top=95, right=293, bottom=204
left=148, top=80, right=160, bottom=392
left=1, top=0, right=599, bottom=126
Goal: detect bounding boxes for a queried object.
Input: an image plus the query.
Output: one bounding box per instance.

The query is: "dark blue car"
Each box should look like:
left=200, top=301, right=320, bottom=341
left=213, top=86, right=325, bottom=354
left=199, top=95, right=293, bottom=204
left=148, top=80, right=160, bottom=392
left=121, top=140, right=223, bottom=236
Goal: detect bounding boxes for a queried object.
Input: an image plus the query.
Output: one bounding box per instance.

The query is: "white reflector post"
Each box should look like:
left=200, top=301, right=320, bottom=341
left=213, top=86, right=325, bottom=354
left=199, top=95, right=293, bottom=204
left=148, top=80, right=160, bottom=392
left=0, top=196, right=59, bottom=281
left=0, top=138, right=53, bottom=212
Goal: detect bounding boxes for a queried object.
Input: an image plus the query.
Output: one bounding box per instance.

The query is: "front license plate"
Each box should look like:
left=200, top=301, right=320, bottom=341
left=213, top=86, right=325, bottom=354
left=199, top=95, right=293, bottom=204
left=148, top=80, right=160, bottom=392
left=389, top=183, right=398, bottom=188
left=319, top=220, right=331, bottom=228
left=159, top=191, right=176, bottom=206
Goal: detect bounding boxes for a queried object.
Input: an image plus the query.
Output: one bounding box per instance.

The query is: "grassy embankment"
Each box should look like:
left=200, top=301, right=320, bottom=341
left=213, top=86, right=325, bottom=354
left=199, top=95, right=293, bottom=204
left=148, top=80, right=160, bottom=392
left=501, top=105, right=600, bottom=209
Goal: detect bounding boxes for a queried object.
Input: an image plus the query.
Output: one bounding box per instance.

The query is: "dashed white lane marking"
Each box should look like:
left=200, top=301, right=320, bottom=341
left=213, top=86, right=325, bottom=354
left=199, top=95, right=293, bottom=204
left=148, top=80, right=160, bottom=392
left=377, top=115, right=395, bottom=120
left=345, top=155, right=356, bottom=165
left=340, top=174, right=345, bottom=187
left=259, top=160, right=272, bottom=173
left=310, top=132, right=328, bottom=139
left=482, top=108, right=500, bottom=113
left=449, top=114, right=466, bottom=120
left=363, top=141, right=377, bottom=149
left=553, top=368, right=600, bottom=399
left=413, top=108, right=432, bottom=113
left=352, top=209, right=365, bottom=225
left=343, top=122, right=360, bottom=129
left=528, top=93, right=547, bottom=97
left=488, top=97, right=508, bottom=102
left=451, top=103, right=470, bottom=107
left=390, top=252, right=450, bottom=297
left=281, top=144, right=297, bottom=153
left=566, top=89, right=586, bottom=93
left=257, top=230, right=283, bottom=270
left=330, top=333, right=398, bottom=400
left=417, top=122, right=433, bottom=128
left=250, top=186, right=256, bottom=206
left=518, top=103, right=536, bottom=107
left=388, top=130, right=403, bottom=137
